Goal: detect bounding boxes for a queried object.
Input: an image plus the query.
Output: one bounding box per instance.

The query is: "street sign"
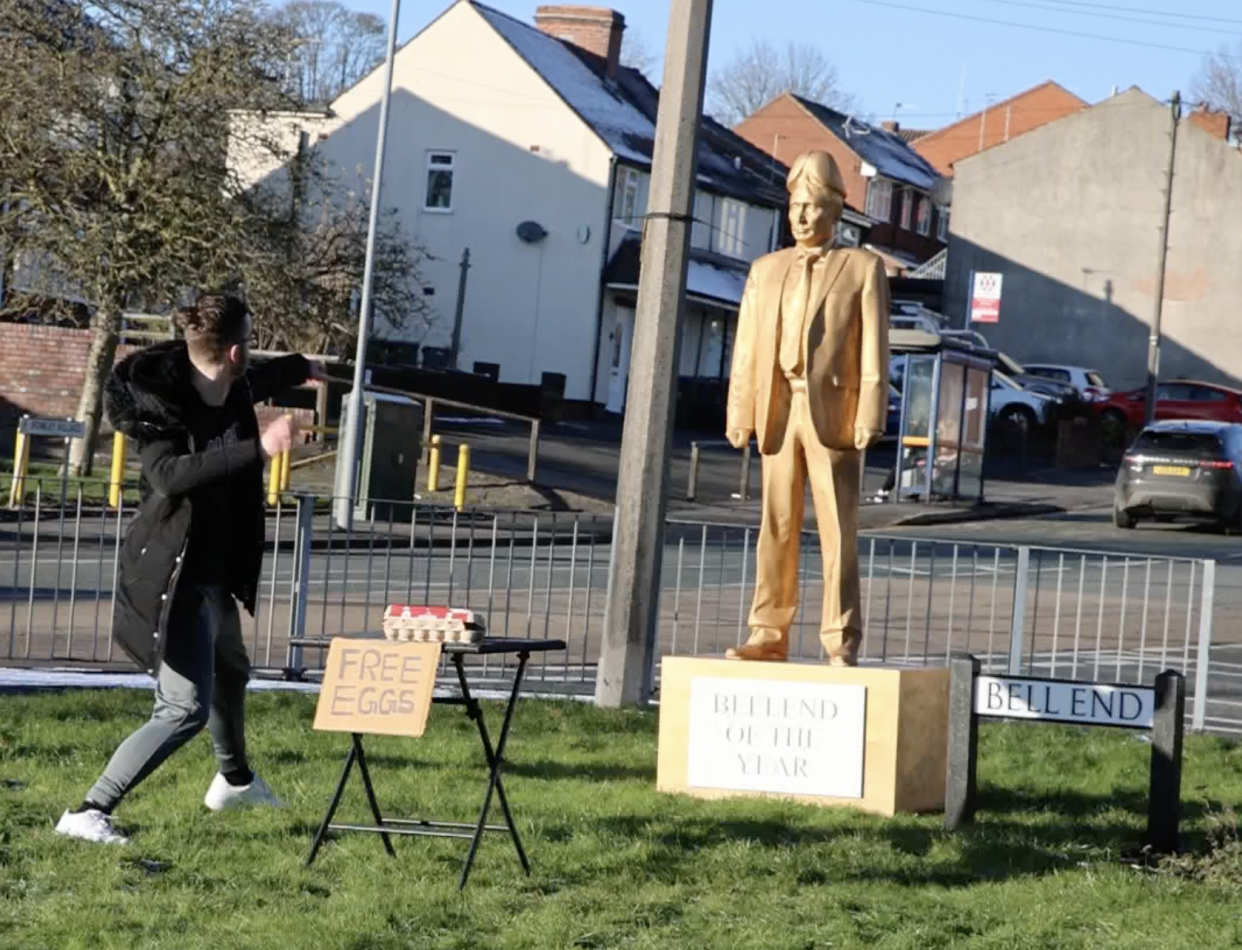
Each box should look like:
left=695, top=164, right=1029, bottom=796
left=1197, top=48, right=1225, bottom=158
left=970, top=272, right=1003, bottom=324
left=20, top=418, right=85, bottom=439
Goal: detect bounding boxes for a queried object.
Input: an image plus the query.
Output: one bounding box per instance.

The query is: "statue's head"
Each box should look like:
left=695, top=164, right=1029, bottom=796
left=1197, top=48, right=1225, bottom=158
left=786, top=151, right=845, bottom=249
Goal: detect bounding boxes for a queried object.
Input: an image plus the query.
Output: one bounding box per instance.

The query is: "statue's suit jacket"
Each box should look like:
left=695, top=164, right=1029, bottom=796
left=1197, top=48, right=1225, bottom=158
left=727, top=246, right=891, bottom=455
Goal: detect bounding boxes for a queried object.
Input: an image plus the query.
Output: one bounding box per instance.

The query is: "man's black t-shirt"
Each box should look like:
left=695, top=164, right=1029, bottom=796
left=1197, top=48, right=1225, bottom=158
left=180, top=391, right=253, bottom=586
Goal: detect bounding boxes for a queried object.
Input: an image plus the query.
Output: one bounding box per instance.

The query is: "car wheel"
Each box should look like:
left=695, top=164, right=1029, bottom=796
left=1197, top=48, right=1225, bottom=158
left=1101, top=409, right=1127, bottom=448
left=1000, top=405, right=1037, bottom=436
left=1226, top=508, right=1242, bottom=537
left=1113, top=506, right=1137, bottom=530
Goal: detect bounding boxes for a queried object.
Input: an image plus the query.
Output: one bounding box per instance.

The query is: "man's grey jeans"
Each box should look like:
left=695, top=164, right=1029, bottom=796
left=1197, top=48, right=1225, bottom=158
left=87, top=585, right=251, bottom=811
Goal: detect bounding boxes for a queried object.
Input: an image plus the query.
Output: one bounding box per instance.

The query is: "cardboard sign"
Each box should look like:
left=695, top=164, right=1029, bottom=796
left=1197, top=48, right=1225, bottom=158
left=313, top=639, right=441, bottom=738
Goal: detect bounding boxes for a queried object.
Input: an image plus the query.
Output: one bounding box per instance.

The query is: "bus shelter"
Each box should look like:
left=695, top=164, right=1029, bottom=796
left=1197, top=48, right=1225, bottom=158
left=889, top=329, right=995, bottom=503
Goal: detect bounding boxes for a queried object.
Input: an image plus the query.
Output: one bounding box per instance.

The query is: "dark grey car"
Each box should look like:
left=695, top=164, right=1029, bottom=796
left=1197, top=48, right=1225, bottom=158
left=1113, top=421, right=1242, bottom=531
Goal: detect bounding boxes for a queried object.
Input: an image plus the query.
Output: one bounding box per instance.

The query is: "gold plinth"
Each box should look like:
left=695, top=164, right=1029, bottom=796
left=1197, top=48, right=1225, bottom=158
left=657, top=657, right=950, bottom=817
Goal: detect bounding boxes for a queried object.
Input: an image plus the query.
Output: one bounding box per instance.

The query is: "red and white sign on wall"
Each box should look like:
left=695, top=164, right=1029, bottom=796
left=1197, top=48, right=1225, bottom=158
left=970, top=272, right=1003, bottom=324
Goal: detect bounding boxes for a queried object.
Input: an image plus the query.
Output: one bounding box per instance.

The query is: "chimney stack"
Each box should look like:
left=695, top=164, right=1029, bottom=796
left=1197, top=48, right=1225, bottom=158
left=880, top=120, right=900, bottom=133
left=534, top=6, right=626, bottom=80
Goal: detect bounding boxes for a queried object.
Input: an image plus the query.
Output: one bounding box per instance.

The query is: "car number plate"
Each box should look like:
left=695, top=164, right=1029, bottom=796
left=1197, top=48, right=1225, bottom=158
left=1152, top=465, right=1191, bottom=477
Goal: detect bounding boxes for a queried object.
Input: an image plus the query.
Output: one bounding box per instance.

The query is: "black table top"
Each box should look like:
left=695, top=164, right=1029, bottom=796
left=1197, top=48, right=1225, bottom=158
left=289, top=635, right=567, bottom=656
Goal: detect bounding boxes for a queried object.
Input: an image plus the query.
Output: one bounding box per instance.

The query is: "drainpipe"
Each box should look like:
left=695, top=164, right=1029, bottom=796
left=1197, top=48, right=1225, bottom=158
left=588, top=156, right=619, bottom=414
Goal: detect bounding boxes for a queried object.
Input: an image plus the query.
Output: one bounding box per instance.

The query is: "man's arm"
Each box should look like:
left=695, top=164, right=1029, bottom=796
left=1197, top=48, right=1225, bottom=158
left=725, top=273, right=759, bottom=448
left=854, top=255, right=892, bottom=448
left=247, top=354, right=311, bottom=404
left=139, top=435, right=263, bottom=498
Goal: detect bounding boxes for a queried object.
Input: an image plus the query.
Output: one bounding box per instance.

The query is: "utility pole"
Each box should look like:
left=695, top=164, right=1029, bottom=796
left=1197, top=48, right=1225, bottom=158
left=450, top=247, right=471, bottom=369
left=333, top=0, right=402, bottom=528
left=1145, top=90, right=1181, bottom=426
left=595, top=0, right=714, bottom=708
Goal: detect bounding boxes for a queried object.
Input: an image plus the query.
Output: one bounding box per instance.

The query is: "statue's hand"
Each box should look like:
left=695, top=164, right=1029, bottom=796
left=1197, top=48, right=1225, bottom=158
left=854, top=426, right=882, bottom=450
left=727, top=428, right=753, bottom=450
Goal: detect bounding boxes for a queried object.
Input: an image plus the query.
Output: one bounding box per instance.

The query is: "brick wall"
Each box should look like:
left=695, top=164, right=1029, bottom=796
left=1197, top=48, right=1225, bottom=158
left=0, top=322, right=314, bottom=441
left=0, top=323, right=137, bottom=432
left=734, top=94, right=945, bottom=264
left=912, top=82, right=1089, bottom=177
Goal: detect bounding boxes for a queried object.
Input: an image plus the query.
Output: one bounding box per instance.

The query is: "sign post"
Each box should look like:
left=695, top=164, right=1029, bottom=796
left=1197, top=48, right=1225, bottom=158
left=945, top=655, right=1185, bottom=853
left=969, top=272, right=1003, bottom=324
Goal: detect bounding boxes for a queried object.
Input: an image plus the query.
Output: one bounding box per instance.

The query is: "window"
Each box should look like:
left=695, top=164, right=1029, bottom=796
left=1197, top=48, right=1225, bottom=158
left=424, top=152, right=455, bottom=212
left=620, top=168, right=640, bottom=228
left=718, top=198, right=746, bottom=258
left=835, top=221, right=860, bottom=247
left=1191, top=386, right=1229, bottom=402
left=1027, top=367, right=1072, bottom=383
left=915, top=196, right=932, bottom=236
left=1086, top=371, right=1106, bottom=388
left=865, top=179, right=892, bottom=222
left=1155, top=384, right=1194, bottom=401
left=899, top=188, right=914, bottom=230
left=936, top=206, right=950, bottom=242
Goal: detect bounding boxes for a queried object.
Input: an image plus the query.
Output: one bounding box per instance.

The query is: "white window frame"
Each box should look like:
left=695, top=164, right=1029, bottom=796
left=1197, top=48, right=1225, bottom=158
left=865, top=179, right=892, bottom=223
left=900, top=187, right=914, bottom=230
left=718, top=198, right=747, bottom=258
left=915, top=196, right=932, bottom=237
left=620, top=167, right=640, bottom=229
left=423, top=151, right=456, bottom=213
left=936, top=206, right=950, bottom=242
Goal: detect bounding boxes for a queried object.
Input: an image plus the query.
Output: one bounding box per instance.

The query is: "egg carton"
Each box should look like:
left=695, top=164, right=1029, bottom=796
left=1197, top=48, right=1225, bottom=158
left=382, top=606, right=485, bottom=644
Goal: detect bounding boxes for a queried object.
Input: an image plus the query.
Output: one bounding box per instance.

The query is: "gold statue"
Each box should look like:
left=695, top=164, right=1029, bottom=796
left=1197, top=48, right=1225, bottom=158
left=724, top=151, right=891, bottom=665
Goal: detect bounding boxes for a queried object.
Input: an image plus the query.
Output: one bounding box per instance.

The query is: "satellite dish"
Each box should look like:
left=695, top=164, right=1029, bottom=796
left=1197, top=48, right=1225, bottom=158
left=516, top=221, right=548, bottom=243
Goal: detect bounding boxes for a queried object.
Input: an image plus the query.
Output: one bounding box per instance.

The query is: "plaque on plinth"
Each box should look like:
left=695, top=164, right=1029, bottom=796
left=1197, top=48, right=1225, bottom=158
left=657, top=657, right=950, bottom=817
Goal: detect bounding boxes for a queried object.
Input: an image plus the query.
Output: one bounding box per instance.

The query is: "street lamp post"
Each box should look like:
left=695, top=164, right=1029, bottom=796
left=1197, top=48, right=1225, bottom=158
left=333, top=0, right=402, bottom=527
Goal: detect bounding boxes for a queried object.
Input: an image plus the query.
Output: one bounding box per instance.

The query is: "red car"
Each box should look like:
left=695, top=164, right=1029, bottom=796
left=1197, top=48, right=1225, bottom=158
left=1099, top=381, right=1242, bottom=437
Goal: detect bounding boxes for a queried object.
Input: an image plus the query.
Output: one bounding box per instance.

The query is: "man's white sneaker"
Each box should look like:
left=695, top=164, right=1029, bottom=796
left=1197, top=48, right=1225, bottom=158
left=204, top=772, right=285, bottom=812
left=55, top=808, right=129, bottom=845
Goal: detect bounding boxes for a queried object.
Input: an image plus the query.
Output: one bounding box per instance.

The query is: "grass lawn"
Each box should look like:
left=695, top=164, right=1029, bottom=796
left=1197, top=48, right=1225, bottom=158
left=2, top=689, right=1242, bottom=949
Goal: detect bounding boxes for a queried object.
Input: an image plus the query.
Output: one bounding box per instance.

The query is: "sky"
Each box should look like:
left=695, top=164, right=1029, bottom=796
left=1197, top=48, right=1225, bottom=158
left=339, top=0, right=1237, bottom=126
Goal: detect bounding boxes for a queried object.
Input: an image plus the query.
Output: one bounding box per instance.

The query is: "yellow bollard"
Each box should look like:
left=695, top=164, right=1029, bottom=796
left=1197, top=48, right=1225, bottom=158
left=108, top=431, right=128, bottom=510
left=427, top=435, right=442, bottom=493
left=279, top=447, right=291, bottom=492
left=267, top=452, right=281, bottom=506
left=9, top=426, right=30, bottom=508
left=454, top=443, right=470, bottom=512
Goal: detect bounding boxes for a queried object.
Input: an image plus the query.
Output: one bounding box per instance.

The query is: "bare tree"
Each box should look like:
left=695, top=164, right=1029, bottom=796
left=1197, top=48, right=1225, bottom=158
left=1193, top=41, right=1242, bottom=139
left=270, top=0, right=384, bottom=105
left=620, top=27, right=658, bottom=78
left=239, top=148, right=430, bottom=354
left=0, top=0, right=425, bottom=475
left=708, top=39, right=857, bottom=128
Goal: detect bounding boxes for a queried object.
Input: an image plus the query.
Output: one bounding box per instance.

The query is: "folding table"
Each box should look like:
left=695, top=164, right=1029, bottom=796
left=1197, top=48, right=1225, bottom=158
left=300, top=636, right=567, bottom=889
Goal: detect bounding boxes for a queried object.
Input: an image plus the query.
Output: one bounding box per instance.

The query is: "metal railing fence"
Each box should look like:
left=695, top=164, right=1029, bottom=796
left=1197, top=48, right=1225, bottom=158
left=0, top=480, right=1231, bottom=731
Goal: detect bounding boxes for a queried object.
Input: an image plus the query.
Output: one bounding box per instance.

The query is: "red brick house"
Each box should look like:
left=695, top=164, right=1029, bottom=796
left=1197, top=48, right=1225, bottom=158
left=912, top=81, right=1088, bottom=178
left=734, top=92, right=946, bottom=270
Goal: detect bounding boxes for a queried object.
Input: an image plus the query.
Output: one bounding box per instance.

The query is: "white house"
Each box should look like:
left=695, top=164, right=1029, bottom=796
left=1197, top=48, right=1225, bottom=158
left=231, top=1, right=846, bottom=415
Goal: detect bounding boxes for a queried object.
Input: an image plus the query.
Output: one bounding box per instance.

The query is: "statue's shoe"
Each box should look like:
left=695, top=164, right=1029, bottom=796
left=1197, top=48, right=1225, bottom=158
left=827, top=654, right=858, bottom=668
left=724, top=640, right=788, bottom=662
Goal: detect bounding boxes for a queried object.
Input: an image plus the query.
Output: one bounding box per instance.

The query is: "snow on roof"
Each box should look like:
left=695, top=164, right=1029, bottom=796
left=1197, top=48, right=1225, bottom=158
left=687, top=260, right=748, bottom=305
left=471, top=2, right=654, bottom=164
left=794, top=95, right=940, bottom=191
left=471, top=1, right=785, bottom=207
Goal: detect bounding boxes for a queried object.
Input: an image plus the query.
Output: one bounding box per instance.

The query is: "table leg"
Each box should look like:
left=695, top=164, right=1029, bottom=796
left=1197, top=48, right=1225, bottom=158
left=354, top=733, right=397, bottom=858
left=306, top=738, right=357, bottom=867
left=455, top=651, right=532, bottom=889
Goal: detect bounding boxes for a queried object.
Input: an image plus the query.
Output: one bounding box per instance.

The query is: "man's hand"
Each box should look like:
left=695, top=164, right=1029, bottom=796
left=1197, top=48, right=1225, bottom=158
left=307, top=361, right=331, bottom=383
left=854, top=426, right=882, bottom=451
left=727, top=428, right=753, bottom=450
left=261, top=414, right=299, bottom=459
